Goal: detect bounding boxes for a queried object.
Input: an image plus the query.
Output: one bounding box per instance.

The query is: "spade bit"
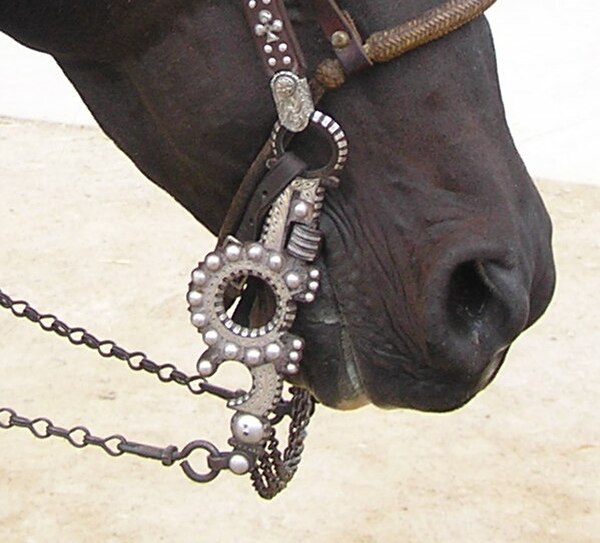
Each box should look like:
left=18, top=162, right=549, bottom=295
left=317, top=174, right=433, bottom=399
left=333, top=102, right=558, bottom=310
left=186, top=110, right=348, bottom=478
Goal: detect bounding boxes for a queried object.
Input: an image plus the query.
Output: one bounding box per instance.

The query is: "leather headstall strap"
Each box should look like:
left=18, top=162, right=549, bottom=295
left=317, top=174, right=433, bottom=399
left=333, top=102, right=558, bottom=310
left=310, top=0, right=371, bottom=76
left=227, top=0, right=317, bottom=245
left=241, top=0, right=308, bottom=77
left=236, top=151, right=307, bottom=242
left=221, top=0, right=362, bottom=245
left=219, top=0, right=497, bottom=245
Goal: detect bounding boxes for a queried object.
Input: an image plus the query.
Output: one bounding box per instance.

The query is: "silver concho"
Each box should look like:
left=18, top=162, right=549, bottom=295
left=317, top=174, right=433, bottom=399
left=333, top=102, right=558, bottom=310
left=270, top=71, right=315, bottom=133
left=188, top=238, right=318, bottom=353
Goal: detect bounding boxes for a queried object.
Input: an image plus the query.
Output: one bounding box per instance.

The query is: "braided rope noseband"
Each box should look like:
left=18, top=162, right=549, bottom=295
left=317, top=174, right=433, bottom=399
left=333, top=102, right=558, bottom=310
left=314, top=0, right=498, bottom=92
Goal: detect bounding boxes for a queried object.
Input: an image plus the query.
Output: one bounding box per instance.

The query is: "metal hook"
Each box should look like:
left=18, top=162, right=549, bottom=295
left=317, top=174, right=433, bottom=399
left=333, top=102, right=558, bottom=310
left=177, top=440, right=224, bottom=483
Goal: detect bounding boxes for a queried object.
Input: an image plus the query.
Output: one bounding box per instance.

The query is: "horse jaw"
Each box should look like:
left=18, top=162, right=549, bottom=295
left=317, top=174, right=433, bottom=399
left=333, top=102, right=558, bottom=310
left=291, top=15, right=555, bottom=411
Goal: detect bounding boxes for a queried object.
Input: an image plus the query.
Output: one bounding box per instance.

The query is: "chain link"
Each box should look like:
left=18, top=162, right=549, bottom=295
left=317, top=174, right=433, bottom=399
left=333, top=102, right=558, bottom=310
left=251, top=386, right=315, bottom=499
left=0, top=288, right=316, bottom=497
left=0, top=288, right=235, bottom=400
left=0, top=407, right=230, bottom=480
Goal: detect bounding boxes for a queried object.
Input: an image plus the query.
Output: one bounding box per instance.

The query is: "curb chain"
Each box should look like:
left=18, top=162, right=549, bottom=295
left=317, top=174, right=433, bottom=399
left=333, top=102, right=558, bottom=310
left=251, top=386, right=314, bottom=499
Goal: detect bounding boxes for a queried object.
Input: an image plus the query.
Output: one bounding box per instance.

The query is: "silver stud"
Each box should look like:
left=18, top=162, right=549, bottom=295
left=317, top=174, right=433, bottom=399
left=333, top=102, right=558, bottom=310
left=258, top=10, right=272, bottom=23
left=263, top=44, right=273, bottom=54
left=289, top=350, right=301, bottom=363
left=197, top=359, right=215, bottom=377
left=285, top=272, right=302, bottom=289
left=265, top=342, right=282, bottom=361
left=248, top=0, right=257, bottom=7
left=268, top=254, right=284, bottom=271
left=262, top=0, right=271, bottom=4
left=229, top=453, right=251, bottom=475
left=286, top=363, right=299, bottom=375
left=283, top=56, right=292, bottom=65
left=304, top=292, right=316, bottom=303
left=187, top=290, right=203, bottom=306
left=247, top=243, right=264, bottom=260
left=308, top=281, right=320, bottom=292
left=203, top=329, right=219, bottom=346
left=309, top=269, right=320, bottom=280
left=268, top=57, right=277, bottom=67
left=292, top=338, right=304, bottom=351
left=231, top=413, right=265, bottom=444
left=191, top=312, right=208, bottom=328
left=192, top=269, right=207, bottom=286
left=278, top=42, right=288, bottom=52
left=205, top=253, right=222, bottom=271
left=223, top=342, right=240, bottom=359
left=245, top=347, right=263, bottom=366
left=293, top=201, right=309, bottom=219
left=225, top=244, right=242, bottom=261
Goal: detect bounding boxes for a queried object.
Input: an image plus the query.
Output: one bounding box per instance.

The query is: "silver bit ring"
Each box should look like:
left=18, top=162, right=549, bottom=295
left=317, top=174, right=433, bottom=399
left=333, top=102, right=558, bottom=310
left=270, top=110, right=348, bottom=178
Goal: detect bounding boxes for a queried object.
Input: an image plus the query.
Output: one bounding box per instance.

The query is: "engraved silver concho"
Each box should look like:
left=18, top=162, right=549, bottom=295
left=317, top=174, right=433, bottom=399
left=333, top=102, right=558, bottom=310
left=189, top=238, right=315, bottom=376
left=270, top=71, right=315, bottom=133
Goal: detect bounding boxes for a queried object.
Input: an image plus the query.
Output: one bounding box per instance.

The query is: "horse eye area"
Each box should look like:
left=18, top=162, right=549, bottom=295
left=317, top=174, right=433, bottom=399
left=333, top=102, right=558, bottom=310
left=446, top=260, right=493, bottom=330
left=224, top=274, right=277, bottom=328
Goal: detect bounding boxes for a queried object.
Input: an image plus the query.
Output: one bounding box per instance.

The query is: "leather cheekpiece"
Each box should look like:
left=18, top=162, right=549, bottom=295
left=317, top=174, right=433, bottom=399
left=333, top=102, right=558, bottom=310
left=311, top=0, right=372, bottom=76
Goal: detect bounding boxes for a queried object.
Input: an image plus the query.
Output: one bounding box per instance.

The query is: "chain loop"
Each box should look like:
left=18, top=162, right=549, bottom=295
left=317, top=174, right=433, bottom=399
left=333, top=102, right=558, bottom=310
left=251, top=386, right=315, bottom=499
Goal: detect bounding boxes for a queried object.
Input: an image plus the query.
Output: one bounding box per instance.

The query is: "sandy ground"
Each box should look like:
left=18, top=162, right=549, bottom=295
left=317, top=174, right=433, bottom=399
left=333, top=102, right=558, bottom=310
left=0, top=118, right=598, bottom=542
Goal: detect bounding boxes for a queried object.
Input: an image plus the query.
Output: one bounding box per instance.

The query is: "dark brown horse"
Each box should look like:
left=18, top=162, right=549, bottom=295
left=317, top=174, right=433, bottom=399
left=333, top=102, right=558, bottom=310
left=0, top=1, right=555, bottom=411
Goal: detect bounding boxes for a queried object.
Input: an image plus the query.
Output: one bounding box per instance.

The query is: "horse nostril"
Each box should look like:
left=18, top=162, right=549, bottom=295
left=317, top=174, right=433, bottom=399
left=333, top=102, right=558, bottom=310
left=445, top=259, right=529, bottom=344
left=446, top=260, right=494, bottom=333
left=426, top=258, right=531, bottom=377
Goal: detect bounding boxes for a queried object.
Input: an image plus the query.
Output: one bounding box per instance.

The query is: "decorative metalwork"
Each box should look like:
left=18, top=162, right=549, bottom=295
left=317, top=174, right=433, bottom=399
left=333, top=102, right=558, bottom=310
left=271, top=109, right=349, bottom=177
left=254, top=10, right=283, bottom=43
left=270, top=71, right=315, bottom=133
left=183, top=103, right=347, bottom=493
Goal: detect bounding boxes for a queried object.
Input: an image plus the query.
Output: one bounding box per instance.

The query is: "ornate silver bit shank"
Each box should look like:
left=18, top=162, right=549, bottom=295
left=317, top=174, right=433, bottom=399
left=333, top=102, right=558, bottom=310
left=186, top=109, right=347, bottom=486
left=271, top=110, right=349, bottom=179
left=187, top=237, right=317, bottom=474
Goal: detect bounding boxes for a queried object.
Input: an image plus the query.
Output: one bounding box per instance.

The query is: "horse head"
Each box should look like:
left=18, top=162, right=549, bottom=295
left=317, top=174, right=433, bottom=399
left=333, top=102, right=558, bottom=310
left=0, top=0, right=555, bottom=411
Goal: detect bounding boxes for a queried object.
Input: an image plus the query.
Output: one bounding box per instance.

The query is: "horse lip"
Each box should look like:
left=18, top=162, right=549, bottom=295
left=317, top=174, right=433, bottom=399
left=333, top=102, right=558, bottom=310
left=293, top=264, right=369, bottom=409
left=295, top=305, right=370, bottom=409
left=476, top=346, right=509, bottom=390
left=334, top=327, right=370, bottom=409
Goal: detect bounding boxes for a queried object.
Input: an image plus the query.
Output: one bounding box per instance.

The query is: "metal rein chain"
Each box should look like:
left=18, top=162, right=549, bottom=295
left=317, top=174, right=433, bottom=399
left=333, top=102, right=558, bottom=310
left=0, top=288, right=313, bottom=496
left=0, top=289, right=229, bottom=397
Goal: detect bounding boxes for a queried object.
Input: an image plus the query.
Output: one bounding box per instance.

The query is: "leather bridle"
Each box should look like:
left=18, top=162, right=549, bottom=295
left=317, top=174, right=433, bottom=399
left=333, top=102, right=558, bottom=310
left=0, top=0, right=499, bottom=501
left=183, top=0, right=498, bottom=497
left=220, top=0, right=498, bottom=242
